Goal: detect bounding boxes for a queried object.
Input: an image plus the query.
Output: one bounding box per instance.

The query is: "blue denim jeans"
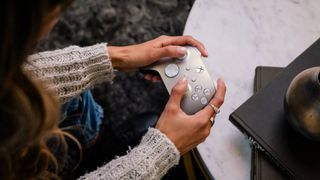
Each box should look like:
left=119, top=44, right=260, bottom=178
left=60, top=90, right=104, bottom=148
left=57, top=90, right=160, bottom=178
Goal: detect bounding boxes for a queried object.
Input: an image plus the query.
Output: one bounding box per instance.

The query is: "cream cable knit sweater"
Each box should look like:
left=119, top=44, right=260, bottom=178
left=25, top=44, right=180, bottom=179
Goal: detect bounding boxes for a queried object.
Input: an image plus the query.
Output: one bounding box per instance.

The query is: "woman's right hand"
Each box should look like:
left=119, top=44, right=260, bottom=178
left=156, top=77, right=226, bottom=154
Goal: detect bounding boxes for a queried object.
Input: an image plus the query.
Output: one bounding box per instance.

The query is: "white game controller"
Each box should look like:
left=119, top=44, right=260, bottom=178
left=142, top=46, right=216, bottom=115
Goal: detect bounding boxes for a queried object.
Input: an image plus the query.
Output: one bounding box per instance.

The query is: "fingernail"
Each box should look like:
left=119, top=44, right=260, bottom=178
left=177, top=47, right=187, bottom=55
left=204, top=49, right=209, bottom=56
left=179, top=77, right=187, bottom=84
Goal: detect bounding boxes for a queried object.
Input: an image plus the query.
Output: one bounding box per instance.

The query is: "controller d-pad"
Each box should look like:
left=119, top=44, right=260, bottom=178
left=196, top=66, right=204, bottom=73
left=200, top=97, right=208, bottom=105
left=164, top=64, right=179, bottom=78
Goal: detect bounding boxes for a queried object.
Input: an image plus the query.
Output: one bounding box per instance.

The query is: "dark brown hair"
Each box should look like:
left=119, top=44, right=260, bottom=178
left=0, top=0, right=73, bottom=179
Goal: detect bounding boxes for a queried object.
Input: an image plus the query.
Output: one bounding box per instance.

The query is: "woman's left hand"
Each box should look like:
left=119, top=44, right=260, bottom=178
left=108, top=35, right=208, bottom=81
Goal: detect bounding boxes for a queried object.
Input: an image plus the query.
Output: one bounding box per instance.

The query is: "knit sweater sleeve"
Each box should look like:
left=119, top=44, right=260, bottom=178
left=24, top=43, right=115, bottom=103
left=78, top=128, right=180, bottom=180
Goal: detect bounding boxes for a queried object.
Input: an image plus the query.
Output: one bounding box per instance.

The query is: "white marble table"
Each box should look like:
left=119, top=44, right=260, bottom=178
left=184, top=0, right=320, bottom=179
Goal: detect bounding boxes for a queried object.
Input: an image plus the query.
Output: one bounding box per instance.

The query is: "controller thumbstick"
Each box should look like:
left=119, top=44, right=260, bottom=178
left=164, top=64, right=180, bottom=78
left=177, top=49, right=189, bottom=61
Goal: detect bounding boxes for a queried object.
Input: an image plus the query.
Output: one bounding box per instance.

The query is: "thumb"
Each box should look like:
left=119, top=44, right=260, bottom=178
left=168, top=77, right=188, bottom=107
left=153, top=46, right=187, bottom=60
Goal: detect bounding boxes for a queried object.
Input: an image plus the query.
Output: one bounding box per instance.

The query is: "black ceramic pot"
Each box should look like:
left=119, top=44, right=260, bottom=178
left=284, top=67, right=320, bottom=141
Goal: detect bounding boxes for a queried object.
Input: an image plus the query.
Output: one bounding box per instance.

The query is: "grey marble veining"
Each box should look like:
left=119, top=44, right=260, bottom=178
left=184, top=0, right=320, bottom=179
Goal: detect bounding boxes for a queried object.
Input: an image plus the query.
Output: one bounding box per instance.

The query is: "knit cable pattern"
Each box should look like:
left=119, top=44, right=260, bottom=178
left=25, top=44, right=180, bottom=179
left=25, top=43, right=115, bottom=103
left=78, top=128, right=180, bottom=180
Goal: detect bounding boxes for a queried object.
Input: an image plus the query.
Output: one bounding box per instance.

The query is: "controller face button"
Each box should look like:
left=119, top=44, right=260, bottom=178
left=204, top=88, right=211, bottom=95
left=191, top=93, right=199, bottom=101
left=191, top=77, right=196, bottom=82
left=196, top=66, right=204, bottom=73
left=186, top=67, right=191, bottom=71
left=195, top=85, right=203, bottom=93
left=164, top=64, right=179, bottom=78
left=200, top=97, right=208, bottom=105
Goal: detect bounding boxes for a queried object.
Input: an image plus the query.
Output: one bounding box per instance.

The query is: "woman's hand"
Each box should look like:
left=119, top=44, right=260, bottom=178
left=108, top=35, right=208, bottom=72
left=156, top=78, right=226, bottom=154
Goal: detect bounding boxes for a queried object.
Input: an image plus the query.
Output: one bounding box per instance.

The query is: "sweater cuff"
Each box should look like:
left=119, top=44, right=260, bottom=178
left=113, top=128, right=181, bottom=179
left=78, top=128, right=180, bottom=180
left=25, top=43, right=115, bottom=103
left=139, top=128, right=181, bottom=177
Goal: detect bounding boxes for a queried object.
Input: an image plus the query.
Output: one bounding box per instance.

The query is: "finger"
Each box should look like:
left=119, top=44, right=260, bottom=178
left=144, top=74, right=153, bottom=81
left=151, top=76, right=162, bottom=82
left=210, top=78, right=226, bottom=107
left=167, top=77, right=188, bottom=108
left=196, top=78, right=226, bottom=118
left=152, top=45, right=187, bottom=60
left=160, top=35, right=208, bottom=57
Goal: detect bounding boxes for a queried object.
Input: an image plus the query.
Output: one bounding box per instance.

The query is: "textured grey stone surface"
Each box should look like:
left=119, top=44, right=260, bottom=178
left=37, top=0, right=193, bottom=48
left=36, top=0, right=194, bottom=128
left=36, top=0, right=194, bottom=178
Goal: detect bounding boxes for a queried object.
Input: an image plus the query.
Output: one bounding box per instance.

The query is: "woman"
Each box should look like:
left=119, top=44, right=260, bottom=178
left=0, top=0, right=226, bottom=179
